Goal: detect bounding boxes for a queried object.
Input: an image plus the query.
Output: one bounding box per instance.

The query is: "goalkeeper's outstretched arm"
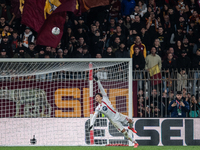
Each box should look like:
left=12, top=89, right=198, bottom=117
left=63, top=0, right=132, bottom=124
left=94, top=75, right=107, bottom=97
left=88, top=110, right=99, bottom=131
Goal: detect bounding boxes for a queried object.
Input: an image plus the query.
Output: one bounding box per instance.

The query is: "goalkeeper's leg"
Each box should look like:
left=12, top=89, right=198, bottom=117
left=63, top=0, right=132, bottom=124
left=112, top=121, right=138, bottom=148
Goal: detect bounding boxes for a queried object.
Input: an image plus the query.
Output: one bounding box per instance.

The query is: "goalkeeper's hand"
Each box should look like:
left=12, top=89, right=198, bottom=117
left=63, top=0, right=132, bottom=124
left=88, top=125, right=93, bottom=131
left=93, top=75, right=98, bottom=81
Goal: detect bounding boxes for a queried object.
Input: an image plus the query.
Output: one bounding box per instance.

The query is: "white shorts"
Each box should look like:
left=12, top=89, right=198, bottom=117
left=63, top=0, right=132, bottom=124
left=110, top=113, right=130, bottom=132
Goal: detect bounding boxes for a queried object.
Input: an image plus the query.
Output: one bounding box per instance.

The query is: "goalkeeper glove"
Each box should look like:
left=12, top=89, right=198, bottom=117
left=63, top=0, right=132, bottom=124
left=93, top=75, right=98, bottom=81
left=88, top=125, right=93, bottom=131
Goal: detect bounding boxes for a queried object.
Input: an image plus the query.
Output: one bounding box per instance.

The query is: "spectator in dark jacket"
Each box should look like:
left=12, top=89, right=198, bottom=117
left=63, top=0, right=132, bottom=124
left=162, top=53, right=177, bottom=90
left=115, top=43, right=130, bottom=58
left=82, top=46, right=91, bottom=58
left=168, top=91, right=189, bottom=117
left=0, top=48, right=8, bottom=58
left=103, top=47, right=116, bottom=58
left=132, top=46, right=145, bottom=89
left=13, top=47, right=31, bottom=58
left=176, top=50, right=191, bottom=91
left=192, top=49, right=200, bottom=94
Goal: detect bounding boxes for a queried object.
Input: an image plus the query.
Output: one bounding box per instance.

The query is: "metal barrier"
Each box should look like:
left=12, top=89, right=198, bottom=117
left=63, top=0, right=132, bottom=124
left=133, top=70, right=200, bottom=118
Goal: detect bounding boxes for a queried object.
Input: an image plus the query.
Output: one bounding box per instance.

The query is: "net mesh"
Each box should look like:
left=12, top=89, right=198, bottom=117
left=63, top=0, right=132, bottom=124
left=0, top=60, right=132, bottom=146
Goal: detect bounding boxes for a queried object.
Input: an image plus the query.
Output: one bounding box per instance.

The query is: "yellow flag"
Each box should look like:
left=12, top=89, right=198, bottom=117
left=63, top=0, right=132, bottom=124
left=19, top=0, right=25, bottom=13
left=149, top=64, right=160, bottom=77
left=44, top=0, right=61, bottom=19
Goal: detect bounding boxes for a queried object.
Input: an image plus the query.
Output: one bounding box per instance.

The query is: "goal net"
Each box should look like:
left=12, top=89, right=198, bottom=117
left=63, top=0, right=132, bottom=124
left=0, top=59, right=132, bottom=146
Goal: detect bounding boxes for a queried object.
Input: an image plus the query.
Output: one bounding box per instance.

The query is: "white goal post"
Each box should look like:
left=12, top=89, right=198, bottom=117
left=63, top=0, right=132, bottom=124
left=0, top=58, right=132, bottom=146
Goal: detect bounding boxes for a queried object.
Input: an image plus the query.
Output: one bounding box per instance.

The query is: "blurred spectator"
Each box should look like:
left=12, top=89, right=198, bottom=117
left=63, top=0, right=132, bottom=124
left=168, top=91, right=189, bottom=117
left=173, top=26, right=184, bottom=43
left=56, top=49, right=64, bottom=58
left=121, top=0, right=136, bottom=17
left=132, top=46, right=145, bottom=70
left=13, top=47, right=30, bottom=58
left=123, top=16, right=132, bottom=30
left=189, top=94, right=200, bottom=117
left=188, top=10, right=200, bottom=25
left=130, top=36, right=146, bottom=58
left=1, top=36, right=11, bottom=57
left=132, top=46, right=145, bottom=89
left=109, top=0, right=121, bottom=20
left=138, top=0, right=147, bottom=17
left=162, top=53, right=176, bottom=91
left=62, top=26, right=74, bottom=44
left=91, top=29, right=104, bottom=56
left=146, top=12, right=159, bottom=36
left=145, top=47, right=162, bottom=88
left=37, top=47, right=45, bottom=58
left=177, top=50, right=191, bottom=91
left=156, top=26, right=168, bottom=51
left=78, top=37, right=87, bottom=48
left=149, top=88, right=161, bottom=117
left=174, top=40, right=184, bottom=57
left=127, top=30, right=136, bottom=48
left=70, top=36, right=78, bottom=51
left=131, top=15, right=143, bottom=35
left=0, top=16, right=6, bottom=32
left=167, top=90, right=175, bottom=105
left=115, top=43, right=130, bottom=58
left=110, top=26, right=126, bottom=46
left=183, top=37, right=193, bottom=58
left=145, top=46, right=162, bottom=73
left=75, top=25, right=89, bottom=45
left=0, top=0, right=12, bottom=23
left=189, top=0, right=200, bottom=13
left=139, top=27, right=150, bottom=52
left=163, top=47, right=178, bottom=61
left=1, top=25, right=11, bottom=38
left=0, top=48, right=8, bottom=58
left=27, top=42, right=37, bottom=58
left=21, top=26, right=35, bottom=48
left=175, top=0, right=189, bottom=14
left=111, top=37, right=120, bottom=52
left=63, top=47, right=71, bottom=58
left=10, top=31, right=19, bottom=51
left=153, top=38, right=162, bottom=57
left=75, top=16, right=88, bottom=32
left=82, top=46, right=91, bottom=58
left=162, top=15, right=174, bottom=38
left=50, top=47, right=57, bottom=58
left=96, top=53, right=102, bottom=58
left=106, top=19, right=116, bottom=48
left=192, top=49, right=200, bottom=95
left=143, top=6, right=152, bottom=21
left=103, top=47, right=116, bottom=58
left=168, top=7, right=176, bottom=26
left=186, top=27, right=197, bottom=47
left=74, top=47, right=83, bottom=58
left=193, top=36, right=200, bottom=55
left=63, top=14, right=73, bottom=30
left=137, top=96, right=145, bottom=117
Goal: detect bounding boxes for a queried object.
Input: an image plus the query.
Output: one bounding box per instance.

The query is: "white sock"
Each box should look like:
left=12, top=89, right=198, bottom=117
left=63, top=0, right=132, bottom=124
left=123, top=131, right=136, bottom=144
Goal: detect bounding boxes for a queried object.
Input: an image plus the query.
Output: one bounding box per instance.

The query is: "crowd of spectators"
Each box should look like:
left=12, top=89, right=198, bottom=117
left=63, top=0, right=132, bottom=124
left=1, top=0, right=200, bottom=117
left=0, top=0, right=200, bottom=60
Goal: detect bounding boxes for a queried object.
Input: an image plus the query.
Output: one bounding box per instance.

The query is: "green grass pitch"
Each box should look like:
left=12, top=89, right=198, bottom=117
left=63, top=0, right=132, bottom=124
left=1, top=146, right=200, bottom=150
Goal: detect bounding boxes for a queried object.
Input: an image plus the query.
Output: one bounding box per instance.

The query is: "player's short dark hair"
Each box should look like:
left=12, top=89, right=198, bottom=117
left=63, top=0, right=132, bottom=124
left=95, top=93, right=102, bottom=97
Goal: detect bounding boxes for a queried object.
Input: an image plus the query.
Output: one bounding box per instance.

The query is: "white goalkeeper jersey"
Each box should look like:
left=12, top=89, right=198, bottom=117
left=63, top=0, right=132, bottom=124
left=91, top=81, right=120, bottom=126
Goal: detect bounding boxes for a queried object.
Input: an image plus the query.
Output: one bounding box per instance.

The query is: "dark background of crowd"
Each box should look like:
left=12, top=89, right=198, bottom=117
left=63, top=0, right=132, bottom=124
left=1, top=0, right=200, bottom=117
left=0, top=0, right=200, bottom=61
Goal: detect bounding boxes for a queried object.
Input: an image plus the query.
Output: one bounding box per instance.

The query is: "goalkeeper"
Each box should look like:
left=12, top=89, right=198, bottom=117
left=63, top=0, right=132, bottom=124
left=88, top=75, right=138, bottom=148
